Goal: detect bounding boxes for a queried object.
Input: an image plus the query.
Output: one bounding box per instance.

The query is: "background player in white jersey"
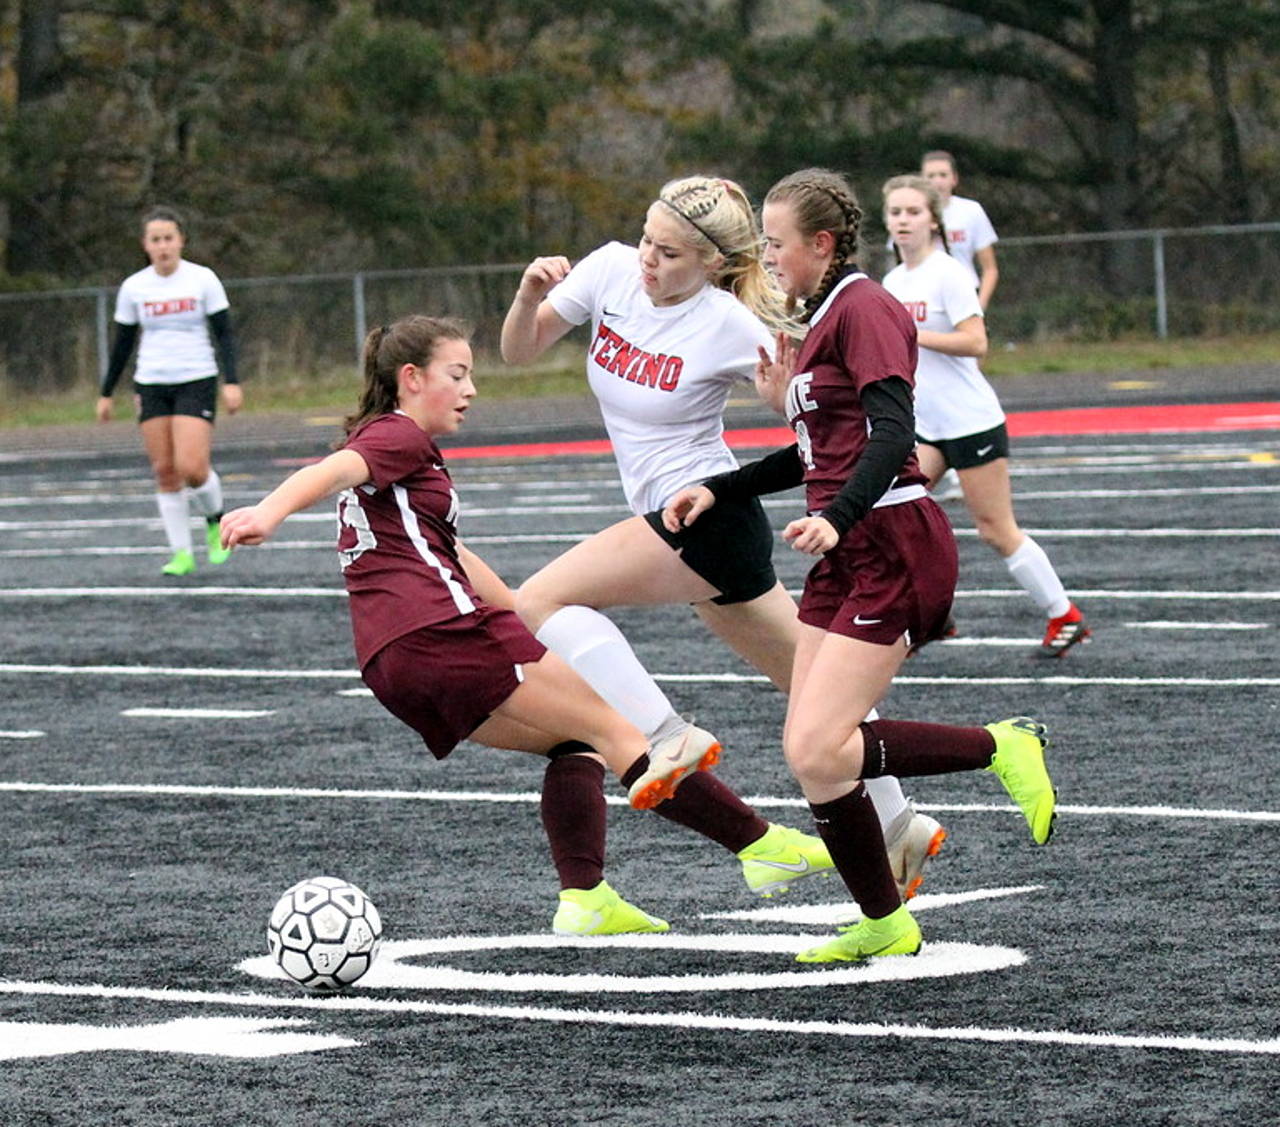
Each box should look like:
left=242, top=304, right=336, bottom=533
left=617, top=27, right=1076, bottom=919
left=502, top=175, right=945, bottom=901
left=96, top=206, right=241, bottom=576
left=921, top=150, right=999, bottom=311
left=221, top=315, right=833, bottom=935
left=882, top=175, right=1089, bottom=657
left=664, top=167, right=1057, bottom=964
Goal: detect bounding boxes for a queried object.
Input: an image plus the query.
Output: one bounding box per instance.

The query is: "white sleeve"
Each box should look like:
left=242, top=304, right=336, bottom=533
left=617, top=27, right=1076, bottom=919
left=940, top=260, right=984, bottom=326
left=113, top=277, right=139, bottom=325
left=971, top=203, right=998, bottom=251
left=546, top=243, right=614, bottom=327
left=202, top=267, right=230, bottom=316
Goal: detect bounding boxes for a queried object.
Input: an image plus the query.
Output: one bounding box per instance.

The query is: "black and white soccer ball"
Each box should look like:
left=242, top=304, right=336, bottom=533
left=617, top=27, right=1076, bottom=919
left=267, top=875, right=383, bottom=991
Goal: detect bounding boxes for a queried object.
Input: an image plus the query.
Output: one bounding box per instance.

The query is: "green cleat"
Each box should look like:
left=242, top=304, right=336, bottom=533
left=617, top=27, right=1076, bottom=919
left=796, top=904, right=922, bottom=963
left=552, top=880, right=670, bottom=936
left=206, top=519, right=232, bottom=565
left=161, top=549, right=196, bottom=576
left=737, top=823, right=834, bottom=898
left=985, top=716, right=1057, bottom=844
left=627, top=723, right=721, bottom=810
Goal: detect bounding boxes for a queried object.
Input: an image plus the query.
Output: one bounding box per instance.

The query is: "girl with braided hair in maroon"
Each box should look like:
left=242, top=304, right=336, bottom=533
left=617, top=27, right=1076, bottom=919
left=664, top=169, right=1058, bottom=962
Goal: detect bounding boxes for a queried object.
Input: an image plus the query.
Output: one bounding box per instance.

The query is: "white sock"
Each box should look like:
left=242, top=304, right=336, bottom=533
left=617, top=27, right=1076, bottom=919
left=535, top=605, right=676, bottom=738
left=1004, top=535, right=1070, bottom=618
left=188, top=468, right=224, bottom=519
left=155, top=491, right=193, bottom=553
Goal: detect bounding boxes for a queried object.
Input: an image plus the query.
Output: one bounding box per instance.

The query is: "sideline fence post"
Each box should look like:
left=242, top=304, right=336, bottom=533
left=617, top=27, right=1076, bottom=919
left=1153, top=232, right=1168, bottom=340
left=353, top=272, right=367, bottom=365
left=95, top=289, right=109, bottom=382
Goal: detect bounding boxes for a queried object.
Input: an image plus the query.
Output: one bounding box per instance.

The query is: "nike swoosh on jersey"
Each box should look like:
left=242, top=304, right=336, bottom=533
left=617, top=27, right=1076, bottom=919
left=853, top=614, right=882, bottom=625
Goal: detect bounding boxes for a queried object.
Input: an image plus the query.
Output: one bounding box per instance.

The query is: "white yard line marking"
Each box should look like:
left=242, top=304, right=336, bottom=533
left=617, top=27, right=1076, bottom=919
left=1124, top=621, right=1266, bottom=630
left=0, top=731, right=44, bottom=739
left=2, top=661, right=1279, bottom=687
left=0, top=980, right=1274, bottom=1057
left=121, top=707, right=276, bottom=719
left=1, top=661, right=1278, bottom=688
left=0, top=780, right=1274, bottom=823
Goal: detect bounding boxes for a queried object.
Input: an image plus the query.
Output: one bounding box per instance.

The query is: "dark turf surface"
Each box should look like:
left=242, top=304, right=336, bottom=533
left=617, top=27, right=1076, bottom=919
left=2, top=375, right=1278, bottom=1125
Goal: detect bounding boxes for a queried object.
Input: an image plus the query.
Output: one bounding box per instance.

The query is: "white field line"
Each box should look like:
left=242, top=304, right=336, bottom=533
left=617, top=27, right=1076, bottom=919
left=0, top=979, right=1275, bottom=1056
left=0, top=731, right=45, bottom=739
left=0, top=780, right=1274, bottom=824
left=121, top=707, right=276, bottom=719
left=1, top=585, right=1279, bottom=602
left=1, top=661, right=1279, bottom=688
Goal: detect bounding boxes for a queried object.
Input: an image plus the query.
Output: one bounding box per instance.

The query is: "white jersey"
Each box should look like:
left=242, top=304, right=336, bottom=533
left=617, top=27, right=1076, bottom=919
left=941, top=196, right=998, bottom=288
left=548, top=241, right=773, bottom=514
left=113, top=259, right=230, bottom=385
left=882, top=249, right=1005, bottom=442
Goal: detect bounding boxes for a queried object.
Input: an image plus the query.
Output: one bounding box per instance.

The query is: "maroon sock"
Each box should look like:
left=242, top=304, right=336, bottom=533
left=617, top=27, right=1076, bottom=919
left=858, top=719, right=996, bottom=778
left=809, top=785, right=900, bottom=919
left=651, top=771, right=769, bottom=853
left=541, top=754, right=606, bottom=890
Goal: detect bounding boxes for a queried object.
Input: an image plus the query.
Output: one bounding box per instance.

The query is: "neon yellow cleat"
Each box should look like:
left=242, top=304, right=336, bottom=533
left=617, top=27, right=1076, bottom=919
left=985, top=716, right=1056, bottom=844
left=796, top=904, right=922, bottom=963
left=206, top=520, right=232, bottom=565
left=737, top=823, right=834, bottom=898
left=161, top=549, right=196, bottom=576
left=551, top=880, right=670, bottom=936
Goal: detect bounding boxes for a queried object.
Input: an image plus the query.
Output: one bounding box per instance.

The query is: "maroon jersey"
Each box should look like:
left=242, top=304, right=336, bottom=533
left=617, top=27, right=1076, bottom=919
left=338, top=412, right=480, bottom=667
left=786, top=273, right=927, bottom=513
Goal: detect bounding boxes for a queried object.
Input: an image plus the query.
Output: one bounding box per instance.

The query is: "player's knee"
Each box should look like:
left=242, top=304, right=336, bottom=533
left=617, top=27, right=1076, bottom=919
left=513, top=577, right=561, bottom=633
left=782, top=729, right=844, bottom=789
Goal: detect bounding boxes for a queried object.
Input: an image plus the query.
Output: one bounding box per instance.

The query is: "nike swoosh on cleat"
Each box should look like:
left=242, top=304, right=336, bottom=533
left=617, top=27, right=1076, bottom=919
left=752, top=857, right=813, bottom=873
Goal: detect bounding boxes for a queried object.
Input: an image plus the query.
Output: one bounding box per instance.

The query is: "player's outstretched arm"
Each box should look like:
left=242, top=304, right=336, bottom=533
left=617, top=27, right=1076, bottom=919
left=457, top=542, right=516, bottom=610
left=500, top=256, right=574, bottom=365
left=222, top=449, right=370, bottom=548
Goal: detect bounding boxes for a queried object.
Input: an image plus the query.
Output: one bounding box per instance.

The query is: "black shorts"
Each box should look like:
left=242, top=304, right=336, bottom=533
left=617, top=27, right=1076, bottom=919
left=135, top=377, right=219, bottom=424
left=918, top=423, right=1009, bottom=471
left=643, top=494, right=777, bottom=606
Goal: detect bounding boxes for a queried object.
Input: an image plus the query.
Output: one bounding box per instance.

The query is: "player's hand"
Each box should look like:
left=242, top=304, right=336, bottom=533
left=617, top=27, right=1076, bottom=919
left=755, top=332, right=797, bottom=414
left=516, top=256, right=572, bottom=304
left=95, top=396, right=113, bottom=423
left=662, top=486, right=715, bottom=533
left=220, top=506, right=277, bottom=549
left=222, top=384, right=243, bottom=415
left=782, top=515, right=838, bottom=556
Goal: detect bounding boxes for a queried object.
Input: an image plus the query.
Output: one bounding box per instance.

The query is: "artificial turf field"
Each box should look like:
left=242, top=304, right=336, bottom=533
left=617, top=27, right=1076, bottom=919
left=1, top=390, right=1278, bottom=1125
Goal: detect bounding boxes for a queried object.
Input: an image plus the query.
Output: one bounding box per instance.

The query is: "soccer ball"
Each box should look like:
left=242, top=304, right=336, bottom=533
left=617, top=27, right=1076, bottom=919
left=267, top=875, right=383, bottom=991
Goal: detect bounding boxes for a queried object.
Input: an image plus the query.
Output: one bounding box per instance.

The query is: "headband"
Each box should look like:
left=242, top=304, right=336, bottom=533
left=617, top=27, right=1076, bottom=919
left=658, top=197, right=730, bottom=256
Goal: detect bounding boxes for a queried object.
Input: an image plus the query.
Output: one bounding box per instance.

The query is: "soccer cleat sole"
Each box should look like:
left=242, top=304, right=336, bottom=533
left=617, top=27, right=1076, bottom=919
left=902, top=823, right=948, bottom=901
left=628, top=742, right=721, bottom=810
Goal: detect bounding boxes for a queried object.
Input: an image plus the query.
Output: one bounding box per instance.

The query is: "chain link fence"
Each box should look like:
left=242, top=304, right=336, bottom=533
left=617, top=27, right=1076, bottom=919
left=3, top=222, right=1278, bottom=399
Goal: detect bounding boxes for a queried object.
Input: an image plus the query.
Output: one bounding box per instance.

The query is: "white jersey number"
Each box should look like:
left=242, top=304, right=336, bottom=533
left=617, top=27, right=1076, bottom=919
left=337, top=488, right=377, bottom=570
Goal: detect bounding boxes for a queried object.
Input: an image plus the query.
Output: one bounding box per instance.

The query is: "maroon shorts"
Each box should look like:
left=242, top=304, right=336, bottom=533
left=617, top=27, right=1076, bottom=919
left=798, top=498, right=958, bottom=648
left=361, top=606, right=547, bottom=759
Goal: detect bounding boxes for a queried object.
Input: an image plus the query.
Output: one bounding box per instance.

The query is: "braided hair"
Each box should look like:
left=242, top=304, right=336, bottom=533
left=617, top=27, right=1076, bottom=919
left=882, top=173, right=950, bottom=264
left=342, top=315, right=470, bottom=442
left=763, top=169, right=864, bottom=322
left=655, top=175, right=792, bottom=333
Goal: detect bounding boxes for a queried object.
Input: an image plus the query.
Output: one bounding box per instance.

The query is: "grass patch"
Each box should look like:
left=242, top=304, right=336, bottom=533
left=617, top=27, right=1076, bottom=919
left=4, top=333, right=1279, bottom=430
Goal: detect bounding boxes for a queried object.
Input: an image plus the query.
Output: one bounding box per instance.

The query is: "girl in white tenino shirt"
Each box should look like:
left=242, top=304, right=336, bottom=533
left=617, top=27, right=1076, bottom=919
left=502, top=175, right=946, bottom=902
left=882, top=175, right=1089, bottom=657
left=95, top=206, right=242, bottom=576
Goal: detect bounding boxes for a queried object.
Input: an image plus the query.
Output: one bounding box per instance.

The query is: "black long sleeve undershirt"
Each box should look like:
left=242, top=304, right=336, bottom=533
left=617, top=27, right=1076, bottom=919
left=702, top=375, right=916, bottom=538
left=99, top=323, right=139, bottom=396
left=819, top=376, right=916, bottom=537
left=208, top=309, right=239, bottom=385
